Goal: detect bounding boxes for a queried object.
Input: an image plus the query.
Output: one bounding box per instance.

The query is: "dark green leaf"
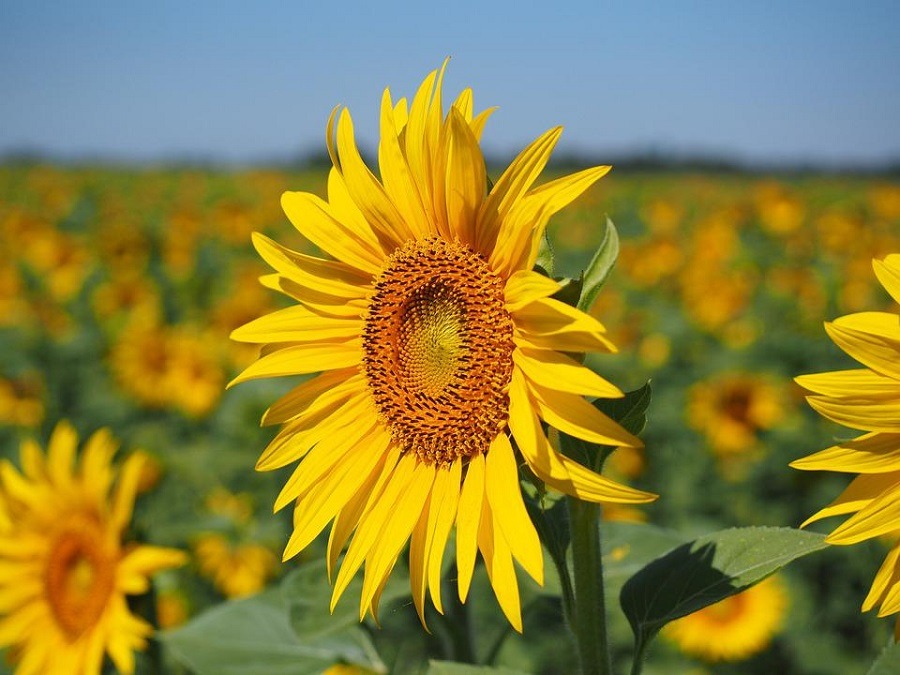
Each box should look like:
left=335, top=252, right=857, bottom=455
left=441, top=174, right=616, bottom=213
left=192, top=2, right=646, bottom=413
left=593, top=381, right=652, bottom=437
left=551, top=276, right=583, bottom=308
left=867, top=641, right=900, bottom=675
left=620, top=527, right=828, bottom=662
left=559, top=382, right=651, bottom=471
left=534, top=232, right=554, bottom=277
left=577, top=217, right=619, bottom=312
left=600, top=521, right=685, bottom=595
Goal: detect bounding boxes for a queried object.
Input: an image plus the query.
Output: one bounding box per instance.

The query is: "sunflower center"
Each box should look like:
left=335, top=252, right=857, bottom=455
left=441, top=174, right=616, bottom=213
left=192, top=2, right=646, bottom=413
left=45, top=517, right=117, bottom=639
left=362, top=237, right=514, bottom=465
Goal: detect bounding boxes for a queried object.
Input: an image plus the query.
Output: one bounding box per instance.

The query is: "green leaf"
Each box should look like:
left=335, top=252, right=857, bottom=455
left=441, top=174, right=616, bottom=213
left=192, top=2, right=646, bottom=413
left=282, top=558, right=409, bottom=638
left=620, top=527, right=828, bottom=665
left=576, top=216, right=619, bottom=312
left=600, top=521, right=685, bottom=596
left=560, top=382, right=652, bottom=470
left=534, top=231, right=554, bottom=276
left=867, top=641, right=900, bottom=675
left=160, top=590, right=386, bottom=675
left=427, top=661, right=529, bottom=674
left=593, top=381, right=652, bottom=437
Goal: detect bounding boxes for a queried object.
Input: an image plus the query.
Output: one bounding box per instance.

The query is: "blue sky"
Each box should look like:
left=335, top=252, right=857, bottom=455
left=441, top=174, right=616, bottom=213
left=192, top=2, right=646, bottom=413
left=1, top=1, right=898, bottom=166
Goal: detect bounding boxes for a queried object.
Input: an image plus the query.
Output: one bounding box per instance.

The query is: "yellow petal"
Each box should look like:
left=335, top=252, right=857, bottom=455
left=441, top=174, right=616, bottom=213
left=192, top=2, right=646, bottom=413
left=492, top=165, right=611, bottom=276
left=336, top=107, right=413, bottom=246
left=800, top=471, right=900, bottom=527
left=477, top=497, right=522, bottom=632
left=527, top=379, right=641, bottom=448
left=795, top=368, right=899, bottom=398
left=485, top=433, right=543, bottom=585
left=427, top=459, right=461, bottom=614
left=476, top=127, right=562, bottom=256
left=514, top=297, right=612, bottom=339
left=79, top=428, right=116, bottom=501
left=378, top=88, right=428, bottom=238
left=281, top=190, right=384, bottom=275
left=826, top=312, right=900, bottom=380
left=274, top=410, right=378, bottom=513
left=331, top=453, right=418, bottom=611
left=19, top=439, right=46, bottom=482
left=231, top=304, right=362, bottom=344
left=514, top=328, right=617, bottom=354
left=251, top=232, right=371, bottom=299
left=273, top=275, right=369, bottom=317
left=874, top=255, right=900, bottom=306
left=827, top=477, right=900, bottom=544
left=359, top=462, right=435, bottom=618
left=514, top=348, right=624, bottom=399
left=408, top=493, right=432, bottom=627
left=118, top=546, right=187, bottom=593
left=504, top=270, right=562, bottom=312
left=790, top=432, right=900, bottom=473
left=456, top=452, right=485, bottom=602
left=227, top=340, right=362, bottom=388
left=508, top=370, right=656, bottom=504
left=327, top=446, right=401, bottom=580
left=111, top=452, right=147, bottom=533
left=47, top=421, right=78, bottom=491
left=806, top=395, right=900, bottom=433
left=444, top=107, right=487, bottom=246
left=282, top=426, right=389, bottom=560
left=863, top=544, right=900, bottom=612
left=452, top=87, right=473, bottom=121
left=261, top=370, right=364, bottom=427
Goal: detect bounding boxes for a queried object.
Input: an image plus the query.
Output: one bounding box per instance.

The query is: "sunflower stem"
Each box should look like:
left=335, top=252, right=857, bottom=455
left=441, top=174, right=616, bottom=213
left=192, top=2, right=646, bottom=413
left=568, top=497, right=612, bottom=675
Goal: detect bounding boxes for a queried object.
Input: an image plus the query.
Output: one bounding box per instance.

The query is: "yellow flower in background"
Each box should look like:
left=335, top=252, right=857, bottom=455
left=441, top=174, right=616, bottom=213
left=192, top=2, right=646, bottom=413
left=793, top=254, right=900, bottom=630
left=0, top=422, right=186, bottom=675
left=155, top=588, right=189, bottom=630
left=231, top=63, right=656, bottom=630
left=663, top=576, right=788, bottom=662
left=0, top=374, right=44, bottom=428
left=110, top=321, right=224, bottom=417
left=193, top=534, right=277, bottom=599
left=688, top=373, right=787, bottom=456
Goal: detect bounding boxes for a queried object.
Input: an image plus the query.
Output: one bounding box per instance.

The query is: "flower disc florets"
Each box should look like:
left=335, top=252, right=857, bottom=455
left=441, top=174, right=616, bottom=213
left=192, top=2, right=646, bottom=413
left=362, top=236, right=514, bottom=465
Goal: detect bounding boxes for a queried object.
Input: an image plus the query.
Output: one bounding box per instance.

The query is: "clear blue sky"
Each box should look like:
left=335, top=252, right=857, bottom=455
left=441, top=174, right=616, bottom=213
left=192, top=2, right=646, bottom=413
left=2, top=1, right=898, bottom=166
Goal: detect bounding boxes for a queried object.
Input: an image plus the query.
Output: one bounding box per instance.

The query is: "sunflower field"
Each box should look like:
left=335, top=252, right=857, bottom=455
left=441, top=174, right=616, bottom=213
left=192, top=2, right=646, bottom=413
left=1, top=159, right=899, bottom=675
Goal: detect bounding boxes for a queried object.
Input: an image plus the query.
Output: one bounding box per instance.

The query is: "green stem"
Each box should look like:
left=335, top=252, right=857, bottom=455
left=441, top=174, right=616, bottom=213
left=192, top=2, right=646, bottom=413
left=568, top=497, right=612, bottom=675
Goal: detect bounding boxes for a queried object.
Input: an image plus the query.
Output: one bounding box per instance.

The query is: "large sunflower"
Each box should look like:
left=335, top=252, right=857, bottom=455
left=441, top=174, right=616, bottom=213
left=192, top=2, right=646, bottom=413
left=792, top=254, right=900, bottom=629
left=231, top=64, right=657, bottom=630
left=0, top=421, right=186, bottom=674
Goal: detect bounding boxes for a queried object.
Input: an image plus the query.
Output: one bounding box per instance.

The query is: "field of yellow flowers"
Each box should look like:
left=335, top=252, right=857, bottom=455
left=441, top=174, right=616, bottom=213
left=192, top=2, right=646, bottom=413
left=1, top=163, right=899, bottom=674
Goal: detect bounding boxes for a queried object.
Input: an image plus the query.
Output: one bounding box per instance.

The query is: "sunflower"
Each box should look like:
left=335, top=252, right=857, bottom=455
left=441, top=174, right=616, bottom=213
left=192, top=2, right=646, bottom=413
left=687, top=372, right=786, bottom=457
left=663, top=576, right=788, bottom=662
left=792, top=254, right=900, bottom=631
left=231, top=63, right=656, bottom=630
left=0, top=421, right=186, bottom=674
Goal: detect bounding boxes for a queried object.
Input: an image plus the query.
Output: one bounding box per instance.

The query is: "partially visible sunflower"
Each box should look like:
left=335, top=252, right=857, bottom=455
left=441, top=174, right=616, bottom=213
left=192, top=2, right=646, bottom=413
left=663, top=576, right=788, bottom=662
left=687, top=372, right=786, bottom=457
left=792, top=254, right=900, bottom=632
left=0, top=421, right=186, bottom=674
left=231, top=63, right=656, bottom=630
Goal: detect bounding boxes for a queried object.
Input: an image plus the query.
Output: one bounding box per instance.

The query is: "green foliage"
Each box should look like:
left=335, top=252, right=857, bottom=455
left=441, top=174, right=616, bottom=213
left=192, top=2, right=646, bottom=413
left=161, top=581, right=387, bottom=674
left=620, top=527, right=828, bottom=670
left=576, top=216, right=620, bottom=313
left=866, top=641, right=900, bottom=675
left=427, top=662, right=529, bottom=674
